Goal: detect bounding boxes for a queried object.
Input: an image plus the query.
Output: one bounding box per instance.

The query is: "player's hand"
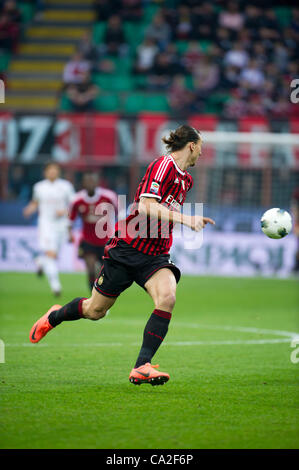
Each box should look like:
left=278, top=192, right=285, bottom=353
left=23, top=207, right=29, bottom=218
left=69, top=232, right=75, bottom=243
left=188, top=215, right=215, bottom=232
left=23, top=201, right=38, bottom=218
left=23, top=206, right=33, bottom=218
left=68, top=228, right=75, bottom=243
left=56, top=209, right=66, bottom=218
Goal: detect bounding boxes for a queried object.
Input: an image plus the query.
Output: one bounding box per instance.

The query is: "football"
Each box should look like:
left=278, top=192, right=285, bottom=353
left=261, top=208, right=292, bottom=239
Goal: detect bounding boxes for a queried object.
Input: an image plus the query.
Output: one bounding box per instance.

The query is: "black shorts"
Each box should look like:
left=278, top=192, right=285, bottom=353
left=78, top=240, right=105, bottom=260
left=94, top=239, right=181, bottom=298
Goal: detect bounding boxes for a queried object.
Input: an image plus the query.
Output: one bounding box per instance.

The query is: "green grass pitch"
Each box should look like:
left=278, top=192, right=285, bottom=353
left=0, top=272, right=298, bottom=449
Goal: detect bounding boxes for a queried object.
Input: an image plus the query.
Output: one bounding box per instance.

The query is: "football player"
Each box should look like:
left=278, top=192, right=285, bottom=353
left=23, top=162, right=74, bottom=296
left=29, top=125, right=215, bottom=385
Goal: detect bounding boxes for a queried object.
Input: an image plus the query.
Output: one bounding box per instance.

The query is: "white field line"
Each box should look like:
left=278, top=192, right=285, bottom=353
left=97, top=318, right=299, bottom=340
left=4, top=322, right=299, bottom=348
left=5, top=338, right=293, bottom=348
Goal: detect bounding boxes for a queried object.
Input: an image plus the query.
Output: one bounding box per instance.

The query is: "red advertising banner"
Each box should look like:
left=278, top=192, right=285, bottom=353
left=0, top=112, right=298, bottom=168
left=136, top=112, right=169, bottom=162
left=0, top=112, right=13, bottom=160
left=54, top=113, right=118, bottom=164
left=53, top=113, right=88, bottom=163
left=238, top=117, right=270, bottom=167
left=135, top=113, right=220, bottom=163
left=188, top=115, right=219, bottom=163
left=91, top=114, right=118, bottom=161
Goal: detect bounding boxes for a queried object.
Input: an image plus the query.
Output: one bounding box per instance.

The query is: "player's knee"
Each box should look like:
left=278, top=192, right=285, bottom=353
left=156, top=291, right=176, bottom=312
left=83, top=300, right=107, bottom=320
left=88, top=307, right=107, bottom=320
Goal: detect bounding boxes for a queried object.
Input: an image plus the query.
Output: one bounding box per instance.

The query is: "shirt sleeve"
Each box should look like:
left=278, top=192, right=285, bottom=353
left=139, top=157, right=175, bottom=201
left=32, top=183, right=39, bottom=202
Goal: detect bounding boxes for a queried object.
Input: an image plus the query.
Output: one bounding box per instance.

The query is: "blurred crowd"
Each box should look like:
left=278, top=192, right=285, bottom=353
left=61, top=0, right=299, bottom=117
left=0, top=0, right=298, bottom=117
left=0, top=0, right=22, bottom=52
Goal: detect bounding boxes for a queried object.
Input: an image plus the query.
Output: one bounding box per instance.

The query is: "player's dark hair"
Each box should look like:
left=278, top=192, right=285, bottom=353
left=83, top=170, right=98, bottom=177
left=44, top=161, right=60, bottom=171
left=82, top=171, right=98, bottom=182
left=162, top=125, right=201, bottom=152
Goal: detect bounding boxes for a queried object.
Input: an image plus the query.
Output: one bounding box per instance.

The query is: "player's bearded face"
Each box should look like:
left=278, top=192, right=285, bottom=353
left=189, top=140, right=202, bottom=166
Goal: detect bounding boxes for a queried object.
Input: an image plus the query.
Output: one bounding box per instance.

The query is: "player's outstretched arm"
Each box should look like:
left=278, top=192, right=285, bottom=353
left=188, top=215, right=215, bottom=231
left=139, top=197, right=215, bottom=231
left=23, top=200, right=38, bottom=218
left=68, top=226, right=75, bottom=243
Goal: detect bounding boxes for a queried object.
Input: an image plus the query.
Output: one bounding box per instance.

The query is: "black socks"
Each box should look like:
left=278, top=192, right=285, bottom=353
left=48, top=297, right=86, bottom=327
left=135, top=309, right=172, bottom=368
left=48, top=302, right=172, bottom=369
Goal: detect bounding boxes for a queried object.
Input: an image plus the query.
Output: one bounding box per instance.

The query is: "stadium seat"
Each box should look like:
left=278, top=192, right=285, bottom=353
left=94, top=93, right=121, bottom=112
left=60, top=91, right=121, bottom=112
left=0, top=52, right=11, bottom=72
left=124, top=93, right=169, bottom=114
left=113, top=57, right=133, bottom=74
left=59, top=93, right=120, bottom=113
left=123, top=92, right=146, bottom=114
left=124, top=22, right=145, bottom=51
left=99, top=56, right=133, bottom=75
left=19, top=2, right=35, bottom=24
left=205, top=93, right=230, bottom=113
left=59, top=93, right=73, bottom=111
left=110, top=75, right=134, bottom=92
left=274, top=7, right=292, bottom=27
left=143, top=94, right=170, bottom=112
left=185, top=75, right=194, bottom=90
left=93, top=74, right=114, bottom=90
left=142, top=4, right=160, bottom=23
left=176, top=40, right=190, bottom=55
left=93, top=74, right=134, bottom=92
left=134, top=74, right=148, bottom=89
left=92, top=22, right=106, bottom=44
left=199, top=40, right=212, bottom=53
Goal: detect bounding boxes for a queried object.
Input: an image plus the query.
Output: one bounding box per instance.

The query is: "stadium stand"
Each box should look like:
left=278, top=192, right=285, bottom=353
left=2, top=0, right=95, bottom=111
left=64, top=0, right=298, bottom=117
left=0, top=0, right=298, bottom=115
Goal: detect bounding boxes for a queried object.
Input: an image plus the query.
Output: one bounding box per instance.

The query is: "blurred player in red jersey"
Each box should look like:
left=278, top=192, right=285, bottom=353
left=29, top=125, right=215, bottom=386
left=69, top=172, right=118, bottom=291
left=291, top=187, right=299, bottom=274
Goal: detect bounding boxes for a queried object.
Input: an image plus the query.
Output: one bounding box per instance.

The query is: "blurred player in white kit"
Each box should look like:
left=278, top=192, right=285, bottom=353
left=23, top=162, right=75, bottom=296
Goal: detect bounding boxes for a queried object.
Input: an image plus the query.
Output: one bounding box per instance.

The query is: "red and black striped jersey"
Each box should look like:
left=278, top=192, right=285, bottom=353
left=115, top=155, right=193, bottom=255
left=69, top=187, right=118, bottom=246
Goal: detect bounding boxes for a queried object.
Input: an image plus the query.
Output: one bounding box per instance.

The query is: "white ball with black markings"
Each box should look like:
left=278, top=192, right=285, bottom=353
left=261, top=208, right=292, bottom=239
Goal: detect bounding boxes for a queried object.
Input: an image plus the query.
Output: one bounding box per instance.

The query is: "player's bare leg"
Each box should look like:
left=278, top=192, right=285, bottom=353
left=129, top=268, right=176, bottom=386
left=82, top=288, right=116, bottom=320
left=41, top=249, right=62, bottom=296
left=34, top=254, right=44, bottom=277
left=145, top=268, right=177, bottom=312
left=29, top=288, right=116, bottom=343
